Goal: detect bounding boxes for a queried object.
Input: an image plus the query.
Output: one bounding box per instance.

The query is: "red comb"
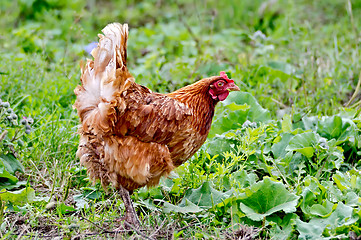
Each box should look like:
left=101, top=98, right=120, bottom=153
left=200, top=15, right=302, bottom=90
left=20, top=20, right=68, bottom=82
left=220, top=71, right=233, bottom=82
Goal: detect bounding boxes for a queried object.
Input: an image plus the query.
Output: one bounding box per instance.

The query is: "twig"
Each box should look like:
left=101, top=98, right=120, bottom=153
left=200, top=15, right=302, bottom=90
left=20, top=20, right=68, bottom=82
left=271, top=98, right=288, bottom=109
left=269, top=157, right=290, bottom=188
left=301, top=74, right=309, bottom=108
left=345, top=72, right=361, bottom=107
left=176, top=222, right=196, bottom=232
left=9, top=145, right=18, bottom=158
left=80, top=216, right=118, bottom=233
left=148, top=218, right=167, bottom=238
left=11, top=232, right=95, bottom=239
left=0, top=130, right=8, bottom=142
left=15, top=225, right=29, bottom=240
left=123, top=221, right=155, bottom=240
left=10, top=129, right=20, bottom=142
left=315, top=155, right=329, bottom=179
left=81, top=216, right=155, bottom=240
left=351, top=99, right=361, bottom=109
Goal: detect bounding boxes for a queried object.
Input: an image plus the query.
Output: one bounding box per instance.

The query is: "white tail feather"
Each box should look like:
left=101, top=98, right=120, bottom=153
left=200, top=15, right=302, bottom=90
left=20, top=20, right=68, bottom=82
left=91, top=23, right=128, bottom=101
left=74, top=23, right=129, bottom=134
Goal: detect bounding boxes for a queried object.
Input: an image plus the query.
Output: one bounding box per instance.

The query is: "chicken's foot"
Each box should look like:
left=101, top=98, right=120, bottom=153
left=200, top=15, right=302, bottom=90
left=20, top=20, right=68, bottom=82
left=119, top=185, right=140, bottom=230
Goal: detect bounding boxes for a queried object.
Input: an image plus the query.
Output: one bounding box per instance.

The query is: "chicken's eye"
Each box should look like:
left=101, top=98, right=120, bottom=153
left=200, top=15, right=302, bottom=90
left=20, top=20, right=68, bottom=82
left=217, top=81, right=225, bottom=87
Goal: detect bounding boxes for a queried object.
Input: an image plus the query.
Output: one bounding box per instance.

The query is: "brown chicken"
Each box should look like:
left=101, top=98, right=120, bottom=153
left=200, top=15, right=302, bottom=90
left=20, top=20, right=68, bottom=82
left=74, top=23, right=239, bottom=229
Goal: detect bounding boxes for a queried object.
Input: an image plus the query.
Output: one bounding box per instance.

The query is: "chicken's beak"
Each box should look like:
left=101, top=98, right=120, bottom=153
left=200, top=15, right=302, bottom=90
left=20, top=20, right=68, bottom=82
left=227, top=82, right=240, bottom=92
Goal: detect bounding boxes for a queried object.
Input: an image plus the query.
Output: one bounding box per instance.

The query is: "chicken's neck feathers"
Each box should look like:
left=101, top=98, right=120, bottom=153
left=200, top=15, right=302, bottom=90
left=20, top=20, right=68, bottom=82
left=167, top=80, right=217, bottom=135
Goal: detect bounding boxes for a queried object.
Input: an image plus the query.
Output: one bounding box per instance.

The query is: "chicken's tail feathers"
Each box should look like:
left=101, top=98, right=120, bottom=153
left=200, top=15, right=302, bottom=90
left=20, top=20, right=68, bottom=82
left=92, top=22, right=130, bottom=100
left=74, top=23, right=132, bottom=135
left=93, top=23, right=128, bottom=78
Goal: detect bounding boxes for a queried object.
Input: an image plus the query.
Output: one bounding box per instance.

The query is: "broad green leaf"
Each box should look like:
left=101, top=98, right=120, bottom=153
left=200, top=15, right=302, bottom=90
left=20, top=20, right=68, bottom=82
left=309, top=200, right=335, bottom=218
left=296, top=202, right=358, bottom=239
left=257, top=64, right=294, bottom=85
left=320, top=181, right=344, bottom=203
left=163, top=199, right=203, bottom=214
left=238, top=178, right=299, bottom=221
left=344, top=192, right=359, bottom=207
left=0, top=165, right=18, bottom=185
left=163, top=181, right=232, bottom=213
left=0, top=187, right=35, bottom=205
left=295, top=218, right=325, bottom=240
left=0, top=153, right=24, bottom=175
left=73, top=194, right=89, bottom=209
left=267, top=213, right=299, bottom=240
left=232, top=170, right=258, bottom=189
left=271, top=133, right=293, bottom=159
left=302, top=116, right=318, bottom=131
left=209, top=106, right=248, bottom=138
left=80, top=187, right=102, bottom=200
left=0, top=154, right=23, bottom=188
left=293, top=147, right=314, bottom=158
left=317, top=116, right=342, bottom=140
left=204, top=133, right=237, bottom=157
left=209, top=92, right=271, bottom=137
left=300, top=187, right=317, bottom=217
left=354, top=176, right=361, bottom=191
left=226, top=102, right=249, bottom=111
left=183, top=181, right=232, bottom=208
left=0, top=181, right=26, bottom=190
left=224, top=92, right=271, bottom=123
left=57, top=203, right=76, bottom=214
left=281, top=114, right=293, bottom=133
left=139, top=198, right=160, bottom=212
left=332, top=172, right=350, bottom=191
left=317, top=116, right=356, bottom=143
left=286, top=132, right=319, bottom=158
left=146, top=186, right=164, bottom=199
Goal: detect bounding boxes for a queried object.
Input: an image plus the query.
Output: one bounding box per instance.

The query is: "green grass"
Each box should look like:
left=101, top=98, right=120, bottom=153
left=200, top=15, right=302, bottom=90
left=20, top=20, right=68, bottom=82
left=1, top=0, right=361, bottom=239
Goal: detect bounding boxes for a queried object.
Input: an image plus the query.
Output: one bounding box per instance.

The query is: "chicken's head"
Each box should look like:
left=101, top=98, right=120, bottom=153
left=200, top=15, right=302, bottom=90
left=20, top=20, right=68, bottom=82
left=209, top=71, right=240, bottom=101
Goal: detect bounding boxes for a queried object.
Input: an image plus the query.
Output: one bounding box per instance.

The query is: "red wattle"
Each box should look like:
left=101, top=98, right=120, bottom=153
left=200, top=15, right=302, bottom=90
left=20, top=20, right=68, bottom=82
left=217, top=91, right=229, bottom=101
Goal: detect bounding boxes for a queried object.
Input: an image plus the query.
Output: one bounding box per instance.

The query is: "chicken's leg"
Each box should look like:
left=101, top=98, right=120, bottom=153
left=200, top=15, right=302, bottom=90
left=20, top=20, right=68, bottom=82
left=119, top=185, right=140, bottom=229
